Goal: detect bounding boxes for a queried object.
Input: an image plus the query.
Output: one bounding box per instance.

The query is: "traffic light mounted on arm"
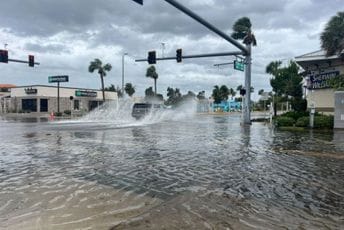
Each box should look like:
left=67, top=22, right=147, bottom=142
left=0, top=50, right=8, bottom=63
left=147, top=51, right=156, bottom=64
left=28, top=55, right=34, bottom=67
left=176, top=49, right=182, bottom=63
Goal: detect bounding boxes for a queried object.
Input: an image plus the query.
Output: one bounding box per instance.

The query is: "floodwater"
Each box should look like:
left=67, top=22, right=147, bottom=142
left=0, top=101, right=344, bottom=230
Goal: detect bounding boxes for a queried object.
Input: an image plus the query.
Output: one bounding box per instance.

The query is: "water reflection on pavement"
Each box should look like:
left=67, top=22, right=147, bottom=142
left=0, top=115, right=343, bottom=229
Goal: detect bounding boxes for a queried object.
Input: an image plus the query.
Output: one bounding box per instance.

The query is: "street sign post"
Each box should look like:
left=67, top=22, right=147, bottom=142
left=48, top=75, right=69, bottom=114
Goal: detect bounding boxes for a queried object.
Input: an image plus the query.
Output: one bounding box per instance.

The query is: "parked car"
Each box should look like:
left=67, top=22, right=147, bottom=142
left=131, top=103, right=163, bottom=119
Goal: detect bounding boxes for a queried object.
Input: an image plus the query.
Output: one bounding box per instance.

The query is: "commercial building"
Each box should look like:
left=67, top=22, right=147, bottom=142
left=295, top=50, right=344, bottom=113
left=0, top=84, right=16, bottom=113
left=1, top=85, right=118, bottom=115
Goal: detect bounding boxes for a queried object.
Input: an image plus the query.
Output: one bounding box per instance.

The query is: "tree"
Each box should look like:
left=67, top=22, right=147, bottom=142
left=258, top=89, right=264, bottom=95
left=145, top=87, right=154, bottom=98
left=328, top=74, right=344, bottom=90
left=88, top=59, right=112, bottom=102
left=104, top=84, right=116, bottom=92
left=212, top=85, right=221, bottom=104
left=231, top=17, right=257, bottom=46
left=212, top=85, right=230, bottom=104
left=266, top=61, right=282, bottom=76
left=266, top=60, right=306, bottom=113
left=320, top=12, right=344, bottom=56
left=219, top=85, right=230, bottom=101
left=146, top=66, right=159, bottom=95
left=267, top=61, right=302, bottom=98
left=166, top=87, right=182, bottom=106
left=197, top=91, right=206, bottom=100
left=124, top=83, right=135, bottom=97
left=229, top=88, right=236, bottom=99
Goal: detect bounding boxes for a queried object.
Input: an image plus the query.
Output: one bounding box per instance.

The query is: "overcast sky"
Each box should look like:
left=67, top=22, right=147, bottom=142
left=1, top=0, right=343, bottom=100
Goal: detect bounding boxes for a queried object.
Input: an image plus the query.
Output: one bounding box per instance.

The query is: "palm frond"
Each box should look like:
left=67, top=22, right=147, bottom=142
left=103, top=63, right=112, bottom=71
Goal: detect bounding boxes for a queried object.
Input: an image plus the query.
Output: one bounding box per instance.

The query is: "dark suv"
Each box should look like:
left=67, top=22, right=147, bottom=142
left=131, top=103, right=162, bottom=119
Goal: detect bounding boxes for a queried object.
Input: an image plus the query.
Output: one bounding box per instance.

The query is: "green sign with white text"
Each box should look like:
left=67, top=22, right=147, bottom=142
left=234, top=60, right=245, bottom=72
left=48, top=75, right=69, bottom=83
left=75, top=90, right=97, bottom=97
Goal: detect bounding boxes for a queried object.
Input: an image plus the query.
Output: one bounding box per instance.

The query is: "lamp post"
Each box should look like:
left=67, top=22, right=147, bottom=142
left=121, top=53, right=128, bottom=94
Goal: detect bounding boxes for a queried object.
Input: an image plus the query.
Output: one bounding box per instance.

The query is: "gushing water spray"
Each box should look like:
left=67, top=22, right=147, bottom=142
left=77, top=98, right=198, bottom=126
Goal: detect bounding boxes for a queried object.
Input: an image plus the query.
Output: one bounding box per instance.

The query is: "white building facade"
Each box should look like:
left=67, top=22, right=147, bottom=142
left=295, top=50, right=344, bottom=113
left=6, top=85, right=118, bottom=114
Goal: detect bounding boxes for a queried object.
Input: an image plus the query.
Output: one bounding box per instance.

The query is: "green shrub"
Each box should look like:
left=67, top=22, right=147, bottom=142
left=281, top=111, right=308, bottom=121
left=276, top=116, right=295, bottom=127
left=295, top=116, right=309, bottom=127
left=64, top=110, right=71, bottom=115
left=314, top=115, right=334, bottom=129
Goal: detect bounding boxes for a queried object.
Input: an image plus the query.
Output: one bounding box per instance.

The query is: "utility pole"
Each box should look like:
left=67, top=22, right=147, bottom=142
left=121, top=53, right=128, bottom=94
left=244, top=44, right=252, bottom=124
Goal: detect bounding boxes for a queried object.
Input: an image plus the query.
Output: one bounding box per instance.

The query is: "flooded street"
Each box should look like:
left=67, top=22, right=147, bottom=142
left=0, top=104, right=344, bottom=229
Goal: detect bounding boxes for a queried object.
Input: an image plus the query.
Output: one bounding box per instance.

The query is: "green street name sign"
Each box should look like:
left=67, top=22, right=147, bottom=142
left=75, top=90, right=97, bottom=97
left=234, top=60, right=245, bottom=72
left=48, top=75, right=69, bottom=83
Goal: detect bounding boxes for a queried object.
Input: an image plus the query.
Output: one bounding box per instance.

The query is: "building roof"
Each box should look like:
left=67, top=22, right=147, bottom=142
left=295, top=49, right=343, bottom=62
left=0, top=84, right=16, bottom=88
left=13, top=84, right=106, bottom=91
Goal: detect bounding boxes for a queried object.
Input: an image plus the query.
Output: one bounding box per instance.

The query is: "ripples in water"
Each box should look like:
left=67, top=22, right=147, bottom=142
left=0, top=114, right=343, bottom=229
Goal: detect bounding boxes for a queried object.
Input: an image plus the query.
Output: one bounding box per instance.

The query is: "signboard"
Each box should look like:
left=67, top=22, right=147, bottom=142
left=308, top=71, right=340, bottom=89
left=24, top=88, right=37, bottom=94
left=234, top=60, right=245, bottom=71
left=75, top=90, right=97, bottom=97
left=48, top=75, right=69, bottom=83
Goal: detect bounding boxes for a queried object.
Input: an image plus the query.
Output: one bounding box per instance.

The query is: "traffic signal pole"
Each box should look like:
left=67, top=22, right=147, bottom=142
left=7, top=58, right=40, bottom=66
left=135, top=51, right=244, bottom=62
left=132, top=0, right=253, bottom=125
left=164, top=0, right=252, bottom=125
left=163, top=0, right=247, bottom=55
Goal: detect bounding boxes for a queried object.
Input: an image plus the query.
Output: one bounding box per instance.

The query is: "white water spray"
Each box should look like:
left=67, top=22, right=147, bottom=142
left=65, top=98, right=198, bottom=127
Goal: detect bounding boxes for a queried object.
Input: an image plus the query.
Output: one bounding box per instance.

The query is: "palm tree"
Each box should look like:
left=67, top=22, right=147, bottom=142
left=212, top=85, right=221, bottom=104
left=146, top=66, right=159, bottom=95
left=88, top=59, right=112, bottom=102
left=212, top=85, right=230, bottom=104
left=231, top=17, right=257, bottom=46
left=124, top=83, right=135, bottom=97
left=219, top=85, right=230, bottom=101
left=320, top=12, right=344, bottom=56
left=229, top=88, right=236, bottom=99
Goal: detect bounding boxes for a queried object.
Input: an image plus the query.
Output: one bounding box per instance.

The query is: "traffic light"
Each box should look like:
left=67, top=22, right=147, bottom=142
left=176, top=49, right=182, bottom=63
left=147, top=51, right=156, bottom=64
left=240, top=88, right=246, bottom=96
left=132, top=0, right=143, bottom=4
left=0, top=50, right=8, bottom=63
left=28, top=55, right=34, bottom=67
